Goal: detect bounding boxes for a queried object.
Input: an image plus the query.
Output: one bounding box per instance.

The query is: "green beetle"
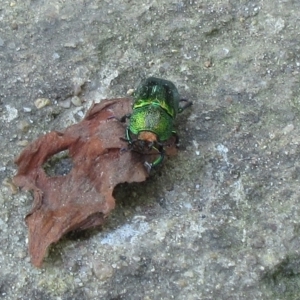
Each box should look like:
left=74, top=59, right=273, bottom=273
left=120, top=77, right=192, bottom=171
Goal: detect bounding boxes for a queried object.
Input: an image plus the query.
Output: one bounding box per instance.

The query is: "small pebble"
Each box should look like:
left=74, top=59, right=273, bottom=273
left=64, top=42, right=77, bottom=48
left=183, top=270, right=194, bottom=278
left=58, top=98, right=71, bottom=108
left=71, top=96, right=82, bottom=107
left=148, top=60, right=154, bottom=67
left=5, top=105, right=18, bottom=121
left=92, top=260, right=114, bottom=280
left=16, top=250, right=27, bottom=259
left=127, top=88, right=135, bottom=95
left=176, top=279, right=188, bottom=288
left=11, top=22, right=18, bottom=30
left=76, top=110, right=84, bottom=118
left=132, top=256, right=141, bottom=262
left=34, top=98, right=51, bottom=109
left=2, top=178, right=18, bottom=194
left=17, top=120, right=30, bottom=133
left=204, top=59, right=212, bottom=68
left=269, top=132, right=276, bottom=140
left=23, top=107, right=32, bottom=113
left=17, top=140, right=29, bottom=147
left=52, top=52, right=60, bottom=60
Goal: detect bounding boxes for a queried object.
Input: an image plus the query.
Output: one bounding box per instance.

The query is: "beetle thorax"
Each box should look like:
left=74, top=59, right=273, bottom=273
left=138, top=131, right=157, bottom=142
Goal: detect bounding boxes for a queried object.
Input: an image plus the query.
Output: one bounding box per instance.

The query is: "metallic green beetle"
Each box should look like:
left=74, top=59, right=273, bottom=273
left=120, top=77, right=192, bottom=171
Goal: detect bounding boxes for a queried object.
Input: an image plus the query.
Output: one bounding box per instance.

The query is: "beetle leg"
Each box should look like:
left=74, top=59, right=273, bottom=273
left=144, top=161, right=152, bottom=173
left=125, top=127, right=132, bottom=144
left=119, top=128, right=132, bottom=143
left=118, top=137, right=130, bottom=153
left=118, top=128, right=133, bottom=154
left=152, top=150, right=165, bottom=167
left=151, top=145, right=165, bottom=167
left=119, top=113, right=131, bottom=123
left=178, top=99, right=193, bottom=113
left=143, top=144, right=165, bottom=172
left=120, top=146, right=129, bottom=153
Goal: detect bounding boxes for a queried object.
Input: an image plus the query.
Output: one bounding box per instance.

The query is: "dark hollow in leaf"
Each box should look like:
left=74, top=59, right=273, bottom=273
left=43, top=150, right=73, bottom=177
left=13, top=98, right=157, bottom=267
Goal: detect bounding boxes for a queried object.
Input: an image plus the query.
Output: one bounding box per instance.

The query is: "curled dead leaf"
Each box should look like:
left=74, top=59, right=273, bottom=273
left=13, top=98, right=156, bottom=267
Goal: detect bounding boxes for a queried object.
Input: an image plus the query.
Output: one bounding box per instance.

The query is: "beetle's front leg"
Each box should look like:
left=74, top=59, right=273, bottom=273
left=119, top=127, right=132, bottom=153
left=151, top=147, right=165, bottom=167
left=144, top=145, right=165, bottom=172
left=119, top=128, right=131, bottom=142
left=125, top=127, right=132, bottom=144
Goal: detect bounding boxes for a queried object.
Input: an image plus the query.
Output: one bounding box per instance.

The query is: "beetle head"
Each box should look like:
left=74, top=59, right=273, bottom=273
left=129, top=131, right=160, bottom=154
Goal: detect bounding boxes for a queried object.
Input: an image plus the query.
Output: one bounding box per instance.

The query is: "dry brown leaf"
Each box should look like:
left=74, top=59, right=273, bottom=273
left=13, top=98, right=153, bottom=267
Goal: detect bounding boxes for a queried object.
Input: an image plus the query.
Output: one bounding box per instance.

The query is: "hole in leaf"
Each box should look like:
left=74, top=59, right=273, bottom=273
left=43, top=150, right=73, bottom=177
